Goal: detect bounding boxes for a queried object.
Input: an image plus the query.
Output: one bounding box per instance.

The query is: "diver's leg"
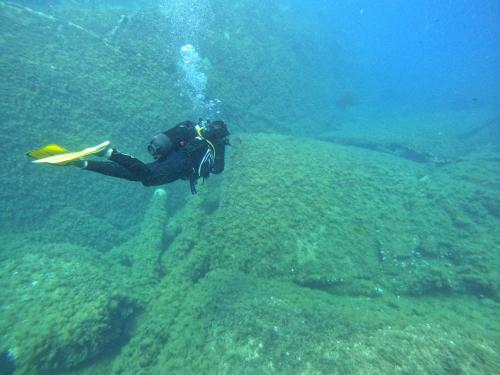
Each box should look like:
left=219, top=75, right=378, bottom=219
left=85, top=160, right=142, bottom=181
left=108, top=150, right=151, bottom=177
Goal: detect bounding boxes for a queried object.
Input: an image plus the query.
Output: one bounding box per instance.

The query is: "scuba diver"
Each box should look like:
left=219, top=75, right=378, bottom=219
left=86, top=120, right=229, bottom=194
left=28, top=120, right=230, bottom=194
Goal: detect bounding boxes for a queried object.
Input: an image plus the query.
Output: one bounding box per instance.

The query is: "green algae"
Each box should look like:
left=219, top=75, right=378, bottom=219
left=27, top=206, right=128, bottom=252
left=160, top=134, right=498, bottom=300
left=0, top=1, right=186, bottom=232
left=102, top=133, right=498, bottom=374
left=0, top=2, right=499, bottom=374
left=0, top=237, right=136, bottom=374
left=0, top=189, right=171, bottom=374
left=1, top=132, right=498, bottom=374
left=109, top=271, right=499, bottom=374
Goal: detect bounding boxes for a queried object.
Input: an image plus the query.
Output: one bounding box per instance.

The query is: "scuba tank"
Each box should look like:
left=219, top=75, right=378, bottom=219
left=147, top=120, right=198, bottom=159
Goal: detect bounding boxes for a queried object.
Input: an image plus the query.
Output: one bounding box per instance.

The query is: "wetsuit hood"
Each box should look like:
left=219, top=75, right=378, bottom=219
left=203, top=120, right=230, bottom=142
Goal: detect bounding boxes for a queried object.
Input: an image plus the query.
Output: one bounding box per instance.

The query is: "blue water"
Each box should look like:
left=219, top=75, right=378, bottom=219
left=302, top=0, right=500, bottom=111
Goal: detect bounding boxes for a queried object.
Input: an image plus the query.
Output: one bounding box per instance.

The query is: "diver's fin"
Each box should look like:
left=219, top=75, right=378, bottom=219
left=32, top=141, right=111, bottom=166
left=26, top=144, right=69, bottom=160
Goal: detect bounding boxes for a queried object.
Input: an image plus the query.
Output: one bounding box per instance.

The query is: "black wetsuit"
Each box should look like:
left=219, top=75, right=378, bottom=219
left=86, top=137, right=226, bottom=190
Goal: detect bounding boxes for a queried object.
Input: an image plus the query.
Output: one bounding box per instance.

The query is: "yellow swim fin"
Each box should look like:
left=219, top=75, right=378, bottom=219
left=32, top=141, right=110, bottom=166
left=26, top=144, right=69, bottom=160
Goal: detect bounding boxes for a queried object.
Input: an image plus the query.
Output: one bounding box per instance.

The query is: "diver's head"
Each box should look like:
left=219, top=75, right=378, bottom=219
left=202, top=120, right=230, bottom=143
left=147, top=132, right=173, bottom=160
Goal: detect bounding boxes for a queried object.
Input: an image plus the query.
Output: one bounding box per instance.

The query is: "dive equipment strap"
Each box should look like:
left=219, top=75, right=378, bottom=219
left=189, top=176, right=197, bottom=195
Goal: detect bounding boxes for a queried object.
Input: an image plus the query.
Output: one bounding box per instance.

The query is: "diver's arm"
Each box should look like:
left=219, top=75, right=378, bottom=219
left=211, top=142, right=226, bottom=174
left=141, top=151, right=194, bottom=186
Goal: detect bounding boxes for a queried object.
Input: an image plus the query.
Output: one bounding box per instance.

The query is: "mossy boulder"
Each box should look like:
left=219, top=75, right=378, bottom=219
left=25, top=206, right=127, bottom=252
left=0, top=2, right=185, bottom=232
left=0, top=236, right=137, bottom=374
left=111, top=270, right=500, bottom=374
left=161, top=133, right=499, bottom=298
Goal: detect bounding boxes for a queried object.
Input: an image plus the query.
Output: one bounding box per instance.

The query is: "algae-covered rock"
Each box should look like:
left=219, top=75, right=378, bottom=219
left=27, top=206, right=127, bottom=252
left=42, top=133, right=496, bottom=374
left=0, top=1, right=183, bottom=232
left=161, top=133, right=499, bottom=298
left=188, top=271, right=355, bottom=374
left=111, top=270, right=352, bottom=374
left=312, top=321, right=499, bottom=374
left=200, top=277, right=499, bottom=374
left=106, top=188, right=169, bottom=296
left=110, top=270, right=500, bottom=374
left=0, top=236, right=137, bottom=374
left=1, top=2, right=498, bottom=373
left=162, top=134, right=381, bottom=289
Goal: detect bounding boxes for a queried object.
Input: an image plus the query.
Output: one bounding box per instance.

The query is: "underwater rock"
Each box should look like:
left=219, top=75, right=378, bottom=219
left=1, top=1, right=119, bottom=51
left=27, top=206, right=126, bottom=252
left=105, top=14, right=131, bottom=42
left=112, top=269, right=499, bottom=374
left=0, top=237, right=137, bottom=374
left=66, top=135, right=498, bottom=372
left=161, top=133, right=498, bottom=299
left=322, top=137, right=452, bottom=165
left=0, top=2, right=179, bottom=233
left=111, top=270, right=353, bottom=374
left=106, top=189, right=168, bottom=290
left=318, top=322, right=499, bottom=373
left=0, top=349, right=16, bottom=375
left=459, top=114, right=500, bottom=146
